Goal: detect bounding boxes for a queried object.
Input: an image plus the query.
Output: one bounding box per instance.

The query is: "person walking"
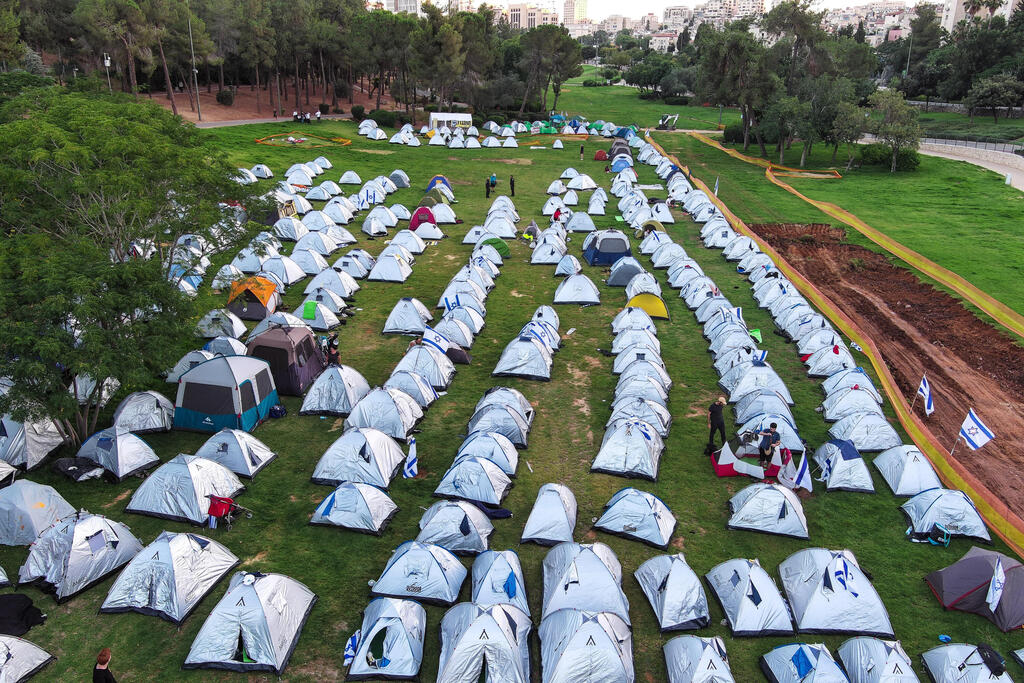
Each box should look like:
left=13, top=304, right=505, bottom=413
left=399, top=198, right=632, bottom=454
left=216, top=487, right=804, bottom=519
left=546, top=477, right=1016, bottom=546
left=485, top=178, right=490, bottom=199
left=707, top=396, right=727, bottom=449
left=509, top=175, right=515, bottom=197
left=93, top=648, right=116, bottom=683
left=579, top=143, right=585, bottom=161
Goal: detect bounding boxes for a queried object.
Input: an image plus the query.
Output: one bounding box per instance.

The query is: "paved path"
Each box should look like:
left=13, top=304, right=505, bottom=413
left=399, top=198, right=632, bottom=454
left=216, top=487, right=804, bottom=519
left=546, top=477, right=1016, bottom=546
left=918, top=146, right=1024, bottom=191
left=195, top=116, right=349, bottom=129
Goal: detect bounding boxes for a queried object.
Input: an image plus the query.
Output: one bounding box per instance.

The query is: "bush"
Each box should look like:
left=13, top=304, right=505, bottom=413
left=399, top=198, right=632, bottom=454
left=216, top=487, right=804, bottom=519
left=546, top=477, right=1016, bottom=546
left=333, top=81, right=350, bottom=98
left=215, top=89, right=234, bottom=106
left=638, top=91, right=660, bottom=100
left=582, top=79, right=602, bottom=87
left=424, top=104, right=438, bottom=113
left=318, top=102, right=330, bottom=115
left=893, top=148, right=920, bottom=171
left=490, top=114, right=506, bottom=126
left=368, top=109, right=396, bottom=127
left=663, top=95, right=689, bottom=106
left=722, top=123, right=744, bottom=144
left=858, top=143, right=920, bottom=171
left=350, top=104, right=365, bottom=121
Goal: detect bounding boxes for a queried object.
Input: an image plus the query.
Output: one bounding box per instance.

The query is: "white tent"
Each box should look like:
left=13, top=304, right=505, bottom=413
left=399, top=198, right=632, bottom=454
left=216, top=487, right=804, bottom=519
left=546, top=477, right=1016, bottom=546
left=828, top=412, right=902, bottom=452
left=310, top=482, right=397, bottom=535
left=437, top=603, right=531, bottom=683
left=553, top=274, right=600, bottom=305
left=635, top=554, right=710, bottom=631
left=347, top=598, right=426, bottom=680
left=727, top=482, right=809, bottom=539
left=112, top=391, right=174, bottom=434
left=837, top=637, right=918, bottom=683
left=434, top=456, right=512, bottom=506
left=539, top=609, right=633, bottom=683
left=471, top=550, right=529, bottom=615
left=0, top=635, right=54, bottom=680
left=664, top=636, right=734, bottom=683
left=541, top=542, right=630, bottom=622
left=312, top=427, right=405, bottom=488
left=704, top=558, right=793, bottom=636
left=760, top=643, right=848, bottom=683
left=345, top=388, right=422, bottom=442
left=0, top=480, right=74, bottom=545
left=455, top=431, right=518, bottom=475
left=193, top=428, right=276, bottom=478
left=196, top=309, right=247, bottom=338
left=922, top=644, right=1011, bottom=683
left=416, top=499, right=493, bottom=555
left=371, top=541, right=467, bottom=605
left=76, top=426, right=160, bottom=480
left=814, top=439, right=875, bottom=493
left=873, top=445, right=942, bottom=497
left=300, top=365, right=370, bottom=416
left=901, top=488, right=990, bottom=542
left=384, top=371, right=439, bottom=409
left=595, top=488, right=676, bottom=548
left=521, top=483, right=576, bottom=546
left=126, top=455, right=244, bottom=525
left=394, top=345, right=456, bottom=390
left=492, top=337, right=553, bottom=381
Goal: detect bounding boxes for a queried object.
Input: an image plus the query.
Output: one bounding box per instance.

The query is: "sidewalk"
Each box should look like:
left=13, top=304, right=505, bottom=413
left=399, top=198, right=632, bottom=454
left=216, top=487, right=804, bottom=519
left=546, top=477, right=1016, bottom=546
left=195, top=116, right=348, bottom=129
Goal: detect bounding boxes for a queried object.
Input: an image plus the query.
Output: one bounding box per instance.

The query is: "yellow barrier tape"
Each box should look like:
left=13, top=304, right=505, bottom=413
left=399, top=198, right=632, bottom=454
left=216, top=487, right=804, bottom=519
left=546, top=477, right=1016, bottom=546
left=687, top=131, right=1024, bottom=341
left=688, top=131, right=842, bottom=177
left=647, top=132, right=1024, bottom=558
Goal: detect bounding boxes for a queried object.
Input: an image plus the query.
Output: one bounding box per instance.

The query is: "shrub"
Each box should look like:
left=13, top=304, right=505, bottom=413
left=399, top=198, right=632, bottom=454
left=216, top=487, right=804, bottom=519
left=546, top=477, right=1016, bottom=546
left=368, top=109, right=396, bottom=127
left=722, top=123, right=744, bottom=144
left=490, top=114, right=506, bottom=126
left=318, top=102, right=330, bottom=115
left=424, top=104, right=438, bottom=113
left=582, top=79, right=602, bottom=87
left=334, top=81, right=350, bottom=98
left=215, top=89, right=234, bottom=106
left=858, top=142, right=891, bottom=166
left=332, top=106, right=344, bottom=115
left=663, top=95, right=689, bottom=106
left=893, top=148, right=920, bottom=171
left=350, top=104, right=365, bottom=121
left=638, top=91, right=660, bottom=100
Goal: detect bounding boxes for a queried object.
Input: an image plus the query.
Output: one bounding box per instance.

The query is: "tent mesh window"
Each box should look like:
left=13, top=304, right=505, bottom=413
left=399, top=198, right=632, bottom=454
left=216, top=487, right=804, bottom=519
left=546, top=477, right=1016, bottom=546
left=255, top=370, right=274, bottom=399
left=239, top=383, right=257, bottom=413
left=182, top=383, right=234, bottom=414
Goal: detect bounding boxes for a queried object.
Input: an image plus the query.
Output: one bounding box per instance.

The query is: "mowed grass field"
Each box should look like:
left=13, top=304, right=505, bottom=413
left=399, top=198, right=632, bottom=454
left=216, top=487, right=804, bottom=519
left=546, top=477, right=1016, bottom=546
left=4, top=118, right=1023, bottom=683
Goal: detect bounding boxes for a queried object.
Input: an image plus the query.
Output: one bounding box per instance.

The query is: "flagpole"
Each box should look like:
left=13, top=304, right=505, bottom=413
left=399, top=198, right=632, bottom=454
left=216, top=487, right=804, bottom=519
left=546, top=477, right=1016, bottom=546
left=949, top=436, right=959, bottom=457
left=909, top=392, right=918, bottom=412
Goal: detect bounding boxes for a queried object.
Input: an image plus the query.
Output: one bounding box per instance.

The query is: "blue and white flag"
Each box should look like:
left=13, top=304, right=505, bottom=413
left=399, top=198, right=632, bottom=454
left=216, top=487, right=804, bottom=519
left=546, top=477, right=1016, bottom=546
left=713, top=176, right=720, bottom=196
left=343, top=629, right=361, bottom=666
left=987, top=557, right=1006, bottom=612
left=834, top=557, right=859, bottom=597
left=443, top=295, right=461, bottom=312
left=959, top=409, right=995, bottom=450
left=422, top=325, right=450, bottom=353
left=733, top=307, right=744, bottom=324
left=850, top=340, right=863, bottom=352
left=917, top=375, right=934, bottom=416
left=403, top=437, right=418, bottom=478
left=779, top=452, right=812, bottom=492
left=754, top=349, right=768, bottom=362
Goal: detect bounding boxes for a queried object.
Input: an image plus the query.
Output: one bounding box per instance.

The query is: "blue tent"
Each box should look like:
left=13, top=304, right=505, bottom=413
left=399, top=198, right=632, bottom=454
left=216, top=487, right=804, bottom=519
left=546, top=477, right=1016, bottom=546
left=614, top=127, right=635, bottom=139
left=425, top=175, right=453, bottom=192
left=583, top=230, right=631, bottom=266
left=610, top=157, right=633, bottom=172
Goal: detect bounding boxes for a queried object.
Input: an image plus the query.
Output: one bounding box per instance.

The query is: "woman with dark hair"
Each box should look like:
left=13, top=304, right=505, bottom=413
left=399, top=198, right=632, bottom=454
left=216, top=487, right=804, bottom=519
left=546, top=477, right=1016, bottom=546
left=94, top=648, right=116, bottom=682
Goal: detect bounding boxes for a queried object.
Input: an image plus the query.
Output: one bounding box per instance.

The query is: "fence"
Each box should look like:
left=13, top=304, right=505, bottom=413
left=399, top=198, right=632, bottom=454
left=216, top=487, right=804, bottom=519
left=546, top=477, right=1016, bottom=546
left=863, top=133, right=1023, bottom=155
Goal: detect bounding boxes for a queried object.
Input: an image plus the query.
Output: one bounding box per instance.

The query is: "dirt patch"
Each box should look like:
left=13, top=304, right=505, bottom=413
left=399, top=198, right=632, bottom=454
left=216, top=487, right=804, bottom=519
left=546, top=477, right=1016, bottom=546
left=102, top=490, right=132, bottom=509
left=582, top=355, right=603, bottom=369
left=289, top=495, right=299, bottom=502
left=444, top=254, right=459, bottom=261
left=565, top=364, right=588, bottom=385
left=496, top=158, right=533, bottom=165
left=354, top=148, right=394, bottom=155
left=752, top=222, right=1024, bottom=510
left=671, top=537, right=686, bottom=550
left=450, top=179, right=474, bottom=186
left=685, top=393, right=719, bottom=419
left=291, top=660, right=340, bottom=682
left=328, top=418, right=345, bottom=432
left=509, top=289, right=526, bottom=298
left=583, top=529, right=597, bottom=540
left=245, top=550, right=269, bottom=566
left=572, top=397, right=591, bottom=417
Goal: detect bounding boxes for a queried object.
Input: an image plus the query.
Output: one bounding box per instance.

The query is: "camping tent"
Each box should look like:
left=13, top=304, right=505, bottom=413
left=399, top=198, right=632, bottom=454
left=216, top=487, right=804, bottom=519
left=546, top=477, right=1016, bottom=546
left=828, top=413, right=902, bottom=452
left=759, top=643, right=848, bottom=683
left=664, top=636, right=735, bottom=683
left=299, top=365, right=371, bottom=416
left=492, top=337, right=553, bottom=381
left=434, top=456, right=512, bottom=506
left=635, top=554, right=710, bottom=631
left=705, top=558, right=793, bottom=636
left=416, top=499, right=493, bottom=555
left=227, top=277, right=280, bottom=320
left=100, top=531, right=238, bottom=624
left=727, top=483, right=809, bottom=539
left=467, top=404, right=531, bottom=449
left=837, top=637, right=918, bottom=683
left=0, top=636, right=54, bottom=681
left=346, top=598, right=426, bottom=680
left=627, top=293, right=670, bottom=320
left=0, top=480, right=74, bottom=545
left=112, top=391, right=174, bottom=434
left=184, top=572, right=316, bottom=675
left=345, top=388, right=422, bottom=442
left=312, top=427, right=405, bottom=488
left=553, top=274, right=601, bottom=305
left=901, top=489, right=991, bottom=542
left=394, top=345, right=456, bottom=390
left=471, top=550, right=529, bottom=614
left=0, top=406, right=65, bottom=470
left=925, top=547, right=1024, bottom=631
left=193, top=428, right=276, bottom=478
left=76, top=426, right=159, bottom=480
left=371, top=541, right=467, bottom=605
left=595, top=488, right=676, bottom=548
left=196, top=309, right=247, bottom=339
left=383, top=298, right=433, bottom=335
left=813, top=440, right=875, bottom=493
left=539, top=609, right=633, bottom=683
left=921, top=644, right=1013, bottom=683
left=310, top=482, right=398, bottom=535
left=592, top=418, right=665, bottom=480
left=779, top=548, right=893, bottom=636
left=521, top=483, right=576, bottom=546
left=385, top=371, right=439, bottom=410
left=205, top=336, right=248, bottom=356
left=174, top=356, right=278, bottom=432
left=455, top=431, right=518, bottom=476
left=583, top=230, right=631, bottom=266
left=436, top=603, right=531, bottom=683
left=126, top=455, right=244, bottom=525
left=19, top=511, right=142, bottom=602
left=873, top=445, right=941, bottom=497
left=246, top=327, right=325, bottom=396
left=541, top=542, right=630, bottom=622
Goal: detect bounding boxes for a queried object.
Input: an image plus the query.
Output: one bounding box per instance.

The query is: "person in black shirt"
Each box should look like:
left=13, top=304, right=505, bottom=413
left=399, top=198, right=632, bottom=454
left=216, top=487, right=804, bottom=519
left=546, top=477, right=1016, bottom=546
left=509, top=175, right=515, bottom=197
left=93, top=648, right=116, bottom=683
left=707, top=396, right=727, bottom=449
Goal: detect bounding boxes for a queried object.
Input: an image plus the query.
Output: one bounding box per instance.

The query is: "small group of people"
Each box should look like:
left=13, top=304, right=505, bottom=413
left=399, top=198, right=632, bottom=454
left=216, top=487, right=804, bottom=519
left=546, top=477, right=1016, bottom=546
left=293, top=110, right=321, bottom=123
left=707, top=396, right=780, bottom=471
left=484, top=173, right=514, bottom=198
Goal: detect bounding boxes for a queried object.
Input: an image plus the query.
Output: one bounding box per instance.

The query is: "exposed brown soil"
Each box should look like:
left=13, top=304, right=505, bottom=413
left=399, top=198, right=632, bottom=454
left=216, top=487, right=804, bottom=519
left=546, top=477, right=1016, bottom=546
left=751, top=223, right=1024, bottom=509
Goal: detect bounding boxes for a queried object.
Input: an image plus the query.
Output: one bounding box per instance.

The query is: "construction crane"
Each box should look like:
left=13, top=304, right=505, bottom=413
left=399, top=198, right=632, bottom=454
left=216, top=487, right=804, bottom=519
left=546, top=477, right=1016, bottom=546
left=656, top=114, right=679, bottom=131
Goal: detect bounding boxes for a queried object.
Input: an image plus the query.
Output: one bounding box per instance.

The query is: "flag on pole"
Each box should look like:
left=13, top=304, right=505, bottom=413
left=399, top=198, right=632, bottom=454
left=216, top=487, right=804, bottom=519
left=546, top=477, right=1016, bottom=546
left=959, top=409, right=995, bottom=450
left=754, top=349, right=767, bottom=362
left=403, top=437, right=418, bottom=478
left=987, top=557, right=1006, bottom=612
left=916, top=375, right=934, bottom=416
left=778, top=451, right=813, bottom=492
left=343, top=629, right=361, bottom=666
left=713, top=176, right=720, bottom=195
left=422, top=325, right=450, bottom=353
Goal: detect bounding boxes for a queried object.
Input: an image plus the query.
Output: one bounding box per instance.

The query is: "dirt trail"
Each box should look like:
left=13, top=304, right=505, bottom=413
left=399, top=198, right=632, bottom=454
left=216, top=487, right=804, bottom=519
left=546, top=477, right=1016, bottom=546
left=751, top=223, right=1024, bottom=509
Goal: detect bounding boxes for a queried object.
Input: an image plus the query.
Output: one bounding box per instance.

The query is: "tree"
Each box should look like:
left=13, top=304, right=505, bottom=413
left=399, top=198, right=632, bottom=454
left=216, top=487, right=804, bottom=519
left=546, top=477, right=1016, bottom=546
left=0, top=89, right=265, bottom=444
left=965, top=73, right=1024, bottom=122
left=73, top=0, right=150, bottom=95
left=236, top=0, right=276, bottom=114
left=581, top=45, right=597, bottom=60
left=868, top=89, right=920, bottom=172
left=678, top=26, right=690, bottom=50
left=549, top=29, right=582, bottom=111
left=0, top=0, right=23, bottom=66
left=831, top=100, right=867, bottom=169
left=853, top=20, right=865, bottom=43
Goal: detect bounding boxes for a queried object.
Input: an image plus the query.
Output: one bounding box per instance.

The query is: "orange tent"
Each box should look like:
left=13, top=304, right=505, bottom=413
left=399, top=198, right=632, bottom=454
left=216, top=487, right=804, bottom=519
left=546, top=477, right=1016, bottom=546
left=227, top=277, right=280, bottom=320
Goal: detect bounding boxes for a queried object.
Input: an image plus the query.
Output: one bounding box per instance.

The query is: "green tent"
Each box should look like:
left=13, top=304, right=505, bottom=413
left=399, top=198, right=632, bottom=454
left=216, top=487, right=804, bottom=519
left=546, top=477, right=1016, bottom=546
left=424, top=187, right=450, bottom=205
left=480, top=237, right=510, bottom=258
left=418, top=197, right=438, bottom=207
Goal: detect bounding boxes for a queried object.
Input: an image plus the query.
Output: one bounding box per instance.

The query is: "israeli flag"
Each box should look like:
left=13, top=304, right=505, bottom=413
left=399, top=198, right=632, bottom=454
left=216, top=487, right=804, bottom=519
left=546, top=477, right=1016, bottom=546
left=422, top=325, right=450, bottom=353
left=917, top=374, right=934, bottom=416
left=987, top=557, right=1006, bottom=612
left=403, top=437, right=418, bottom=478
left=343, top=629, right=361, bottom=666
left=959, top=409, right=995, bottom=450
left=779, top=452, right=813, bottom=492
left=443, top=294, right=461, bottom=312
left=754, top=349, right=767, bottom=362
left=732, top=307, right=744, bottom=324
left=850, top=340, right=863, bottom=352
left=834, top=556, right=858, bottom=596
left=713, top=176, right=720, bottom=196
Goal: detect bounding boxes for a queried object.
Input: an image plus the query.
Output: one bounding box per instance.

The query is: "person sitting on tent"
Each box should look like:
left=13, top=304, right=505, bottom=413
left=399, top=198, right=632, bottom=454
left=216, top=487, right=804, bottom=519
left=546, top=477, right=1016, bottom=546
left=708, top=396, right=727, bottom=450
left=758, top=423, right=781, bottom=469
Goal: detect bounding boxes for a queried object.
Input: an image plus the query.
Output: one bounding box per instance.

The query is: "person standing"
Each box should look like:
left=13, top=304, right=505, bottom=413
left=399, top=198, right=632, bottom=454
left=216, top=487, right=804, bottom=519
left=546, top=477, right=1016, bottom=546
left=707, top=396, right=727, bottom=449
left=315, top=110, right=321, bottom=123
left=579, top=143, right=584, bottom=161
left=94, top=648, right=116, bottom=683
left=485, top=179, right=490, bottom=199
left=509, top=175, right=515, bottom=197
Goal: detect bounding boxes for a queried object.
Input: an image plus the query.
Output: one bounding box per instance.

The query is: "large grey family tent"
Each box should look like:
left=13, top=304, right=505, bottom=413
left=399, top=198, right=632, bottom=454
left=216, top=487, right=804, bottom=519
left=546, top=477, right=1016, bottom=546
left=664, top=635, right=735, bottom=683
left=174, top=355, right=278, bottom=433
left=925, top=547, right=1024, bottom=631
left=75, top=427, right=159, bottom=481
left=434, top=456, right=512, bottom=507
left=779, top=548, right=893, bottom=636
left=19, top=511, right=142, bottom=602
left=112, top=391, right=174, bottom=433
left=813, top=440, right=875, bottom=493
left=471, top=550, right=529, bottom=615
left=728, top=483, right=809, bottom=539
left=455, top=432, right=518, bottom=476
left=100, top=531, right=238, bottom=624
left=126, top=455, right=244, bottom=525
left=385, top=371, right=439, bottom=410
left=310, top=482, right=397, bottom=535
left=705, top=558, right=793, bottom=636
left=371, top=541, right=467, bottom=605
left=183, top=571, right=317, bottom=675
left=346, top=597, right=426, bottom=681
left=345, top=388, right=423, bottom=442
left=836, top=637, right=917, bottom=683
left=583, top=230, right=631, bottom=266
left=246, top=327, right=325, bottom=396
left=383, top=298, right=432, bottom=335
left=416, top=499, right=493, bottom=555
left=539, top=609, right=633, bottom=683
left=595, top=488, right=676, bottom=549
left=0, top=480, right=74, bottom=545
left=299, top=365, right=370, bottom=416
left=521, top=483, right=576, bottom=546
left=312, top=427, right=405, bottom=488
left=635, top=554, right=710, bottom=631
left=593, top=418, right=664, bottom=480
left=394, top=345, right=456, bottom=390
left=193, top=428, right=276, bottom=478
left=873, top=445, right=941, bottom=497
left=437, top=603, right=532, bottom=683
left=901, top=488, right=991, bottom=542
left=492, top=337, right=552, bottom=381
left=541, top=542, right=630, bottom=622
left=759, top=643, right=847, bottom=683
left=921, top=643, right=1013, bottom=683
left=0, top=635, right=54, bottom=681
left=828, top=412, right=901, bottom=452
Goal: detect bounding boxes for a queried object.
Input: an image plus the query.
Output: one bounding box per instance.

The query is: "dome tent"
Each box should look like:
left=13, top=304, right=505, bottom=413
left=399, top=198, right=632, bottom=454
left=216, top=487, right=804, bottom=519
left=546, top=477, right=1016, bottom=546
left=455, top=431, right=519, bottom=476
left=434, top=456, right=512, bottom=507
left=196, top=309, right=247, bottom=338
left=310, top=482, right=397, bottom=535
left=814, top=439, right=875, bottom=493
left=126, top=455, right=244, bottom=525
left=468, top=404, right=531, bottom=448
left=299, top=365, right=371, bottom=416
left=779, top=548, right=894, bottom=637
left=205, top=336, right=247, bottom=356
left=539, top=609, right=633, bottom=683
left=371, top=541, right=467, bottom=605
left=664, top=635, right=735, bottom=683
left=291, top=300, right=339, bottom=331
left=635, top=554, right=710, bottom=631
left=836, top=637, right=917, bottom=683
left=0, top=635, right=54, bottom=681
left=759, top=643, right=848, bottom=683
left=416, top=499, right=493, bottom=555
left=393, top=345, right=456, bottom=390
left=607, top=257, right=646, bottom=286
left=541, top=542, right=630, bottom=623
left=901, top=488, right=990, bottom=542
left=553, top=274, right=601, bottom=305
left=0, top=480, right=75, bottom=545
left=345, top=387, right=423, bottom=442
left=923, top=643, right=1013, bottom=683
left=311, top=427, right=405, bottom=488
left=492, top=336, right=553, bottom=381
left=607, top=396, right=671, bottom=437
left=184, top=572, right=316, bottom=675
left=382, top=297, right=432, bottom=335
left=704, top=558, right=793, bottom=636
left=521, top=483, right=576, bottom=546
left=346, top=598, right=426, bottom=681
left=471, top=550, right=529, bottom=615
left=926, top=546, right=1024, bottom=632
left=436, top=602, right=531, bottom=683
left=873, top=445, right=942, bottom=497
left=19, top=511, right=143, bottom=602
left=728, top=483, right=809, bottom=539
left=100, top=531, right=238, bottom=624
left=166, top=349, right=215, bottom=382
left=384, top=371, right=439, bottom=410
left=828, top=412, right=902, bottom=452
left=193, top=428, right=276, bottom=478
left=76, top=426, right=160, bottom=480
left=246, top=326, right=325, bottom=396
left=112, top=391, right=174, bottom=434
left=595, top=488, right=676, bottom=549
left=592, top=418, right=664, bottom=480
left=612, top=306, right=655, bottom=332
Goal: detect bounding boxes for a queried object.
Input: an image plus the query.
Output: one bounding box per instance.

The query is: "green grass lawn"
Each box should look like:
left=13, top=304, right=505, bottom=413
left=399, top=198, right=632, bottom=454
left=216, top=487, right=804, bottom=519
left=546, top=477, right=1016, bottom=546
left=915, top=109, right=1024, bottom=143
left=655, top=132, right=1024, bottom=320
left=7, top=120, right=1023, bottom=682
